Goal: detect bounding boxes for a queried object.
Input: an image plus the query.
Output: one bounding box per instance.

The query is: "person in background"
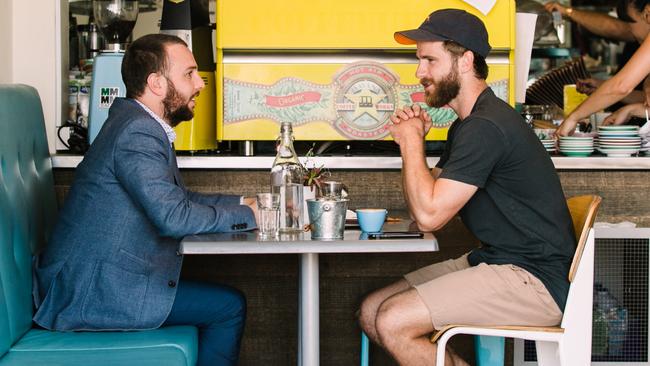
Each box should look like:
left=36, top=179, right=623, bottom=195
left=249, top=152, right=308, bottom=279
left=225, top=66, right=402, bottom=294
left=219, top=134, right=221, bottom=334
left=556, top=0, right=650, bottom=136
left=33, top=34, right=257, bottom=366
left=545, top=0, right=649, bottom=103
left=358, top=9, right=575, bottom=366
left=544, top=1, right=643, bottom=43
left=601, top=100, right=649, bottom=125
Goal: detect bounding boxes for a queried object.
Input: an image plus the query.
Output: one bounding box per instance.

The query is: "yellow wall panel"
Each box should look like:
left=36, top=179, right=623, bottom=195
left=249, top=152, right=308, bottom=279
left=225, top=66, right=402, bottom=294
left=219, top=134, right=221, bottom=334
left=217, top=0, right=514, bottom=50
left=214, top=0, right=515, bottom=141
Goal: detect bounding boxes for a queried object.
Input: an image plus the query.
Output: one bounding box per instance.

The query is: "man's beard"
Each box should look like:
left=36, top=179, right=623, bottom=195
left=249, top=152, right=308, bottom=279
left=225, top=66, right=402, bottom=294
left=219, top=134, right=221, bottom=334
left=163, top=79, right=198, bottom=127
left=423, top=64, right=461, bottom=108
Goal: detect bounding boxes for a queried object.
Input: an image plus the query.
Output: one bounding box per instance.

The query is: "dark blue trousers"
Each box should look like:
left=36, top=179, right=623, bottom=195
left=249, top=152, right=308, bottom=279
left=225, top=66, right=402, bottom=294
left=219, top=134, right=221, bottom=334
left=163, top=280, right=246, bottom=366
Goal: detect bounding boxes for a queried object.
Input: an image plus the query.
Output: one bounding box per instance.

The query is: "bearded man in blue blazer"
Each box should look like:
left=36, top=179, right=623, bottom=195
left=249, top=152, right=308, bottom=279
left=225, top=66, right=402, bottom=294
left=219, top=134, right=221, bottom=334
left=33, top=34, right=257, bottom=366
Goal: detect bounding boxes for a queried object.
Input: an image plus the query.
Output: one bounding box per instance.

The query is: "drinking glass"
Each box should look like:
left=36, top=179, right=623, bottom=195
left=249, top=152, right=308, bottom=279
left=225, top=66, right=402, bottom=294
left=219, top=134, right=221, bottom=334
left=257, top=193, right=280, bottom=237
left=319, top=181, right=347, bottom=199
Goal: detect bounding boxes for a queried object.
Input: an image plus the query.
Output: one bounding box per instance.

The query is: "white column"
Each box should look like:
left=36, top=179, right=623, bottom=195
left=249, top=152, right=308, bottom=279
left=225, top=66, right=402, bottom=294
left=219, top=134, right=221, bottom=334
left=0, top=0, right=12, bottom=83
left=6, top=0, right=65, bottom=154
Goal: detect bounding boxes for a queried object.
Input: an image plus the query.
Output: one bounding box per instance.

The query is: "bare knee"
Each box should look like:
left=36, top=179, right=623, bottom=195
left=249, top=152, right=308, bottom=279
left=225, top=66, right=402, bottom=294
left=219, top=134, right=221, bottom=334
left=375, top=290, right=432, bottom=347
left=359, top=280, right=411, bottom=340
left=358, top=296, right=375, bottom=334
left=375, top=300, right=407, bottom=346
left=359, top=289, right=390, bottom=338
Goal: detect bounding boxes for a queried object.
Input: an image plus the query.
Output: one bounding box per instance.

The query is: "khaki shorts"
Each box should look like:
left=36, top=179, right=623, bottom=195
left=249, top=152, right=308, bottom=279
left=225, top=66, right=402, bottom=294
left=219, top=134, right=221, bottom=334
left=404, top=253, right=563, bottom=330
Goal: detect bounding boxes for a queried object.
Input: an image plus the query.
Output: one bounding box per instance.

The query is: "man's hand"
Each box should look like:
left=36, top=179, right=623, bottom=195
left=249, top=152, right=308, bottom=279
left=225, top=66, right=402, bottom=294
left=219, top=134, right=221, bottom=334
left=388, top=104, right=432, bottom=145
left=389, top=105, right=431, bottom=145
left=544, top=2, right=570, bottom=16
left=603, top=103, right=646, bottom=126
left=242, top=196, right=260, bottom=225
left=555, top=116, right=578, bottom=137
left=389, top=118, right=425, bottom=146
left=603, top=104, right=635, bottom=126
left=576, top=78, right=604, bottom=95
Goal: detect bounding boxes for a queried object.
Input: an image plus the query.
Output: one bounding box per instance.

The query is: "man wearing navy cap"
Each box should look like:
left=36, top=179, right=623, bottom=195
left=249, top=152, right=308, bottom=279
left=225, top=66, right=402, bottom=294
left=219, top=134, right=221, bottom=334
left=359, top=9, right=575, bottom=365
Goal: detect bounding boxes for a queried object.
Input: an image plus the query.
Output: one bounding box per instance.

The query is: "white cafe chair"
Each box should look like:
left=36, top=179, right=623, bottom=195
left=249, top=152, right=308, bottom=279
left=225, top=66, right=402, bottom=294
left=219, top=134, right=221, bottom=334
left=431, top=195, right=602, bottom=366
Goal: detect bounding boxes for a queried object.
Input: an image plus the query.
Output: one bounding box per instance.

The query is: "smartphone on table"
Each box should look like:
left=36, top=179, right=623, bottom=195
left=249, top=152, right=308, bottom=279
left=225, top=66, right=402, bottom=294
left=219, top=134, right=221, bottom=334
left=367, top=231, right=424, bottom=239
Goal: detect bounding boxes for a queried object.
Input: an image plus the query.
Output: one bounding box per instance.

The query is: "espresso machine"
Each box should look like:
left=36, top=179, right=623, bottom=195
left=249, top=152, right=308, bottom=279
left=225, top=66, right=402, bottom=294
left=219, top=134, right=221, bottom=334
left=160, top=0, right=217, bottom=152
left=88, top=0, right=139, bottom=144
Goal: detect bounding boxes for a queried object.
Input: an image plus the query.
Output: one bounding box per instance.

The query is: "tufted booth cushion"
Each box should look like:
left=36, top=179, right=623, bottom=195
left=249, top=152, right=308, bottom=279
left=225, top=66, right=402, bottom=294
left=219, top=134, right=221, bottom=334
left=0, top=327, right=197, bottom=366
left=0, top=84, right=197, bottom=365
left=0, top=84, right=57, bottom=357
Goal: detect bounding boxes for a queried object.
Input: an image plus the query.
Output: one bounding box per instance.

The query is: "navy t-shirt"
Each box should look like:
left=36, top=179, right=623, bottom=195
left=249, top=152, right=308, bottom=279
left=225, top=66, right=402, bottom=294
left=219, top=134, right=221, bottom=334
left=436, top=88, right=575, bottom=311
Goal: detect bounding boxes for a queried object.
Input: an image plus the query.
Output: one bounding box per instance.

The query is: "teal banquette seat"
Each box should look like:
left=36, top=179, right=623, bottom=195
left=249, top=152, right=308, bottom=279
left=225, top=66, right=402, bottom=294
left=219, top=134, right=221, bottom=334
left=0, top=84, right=198, bottom=365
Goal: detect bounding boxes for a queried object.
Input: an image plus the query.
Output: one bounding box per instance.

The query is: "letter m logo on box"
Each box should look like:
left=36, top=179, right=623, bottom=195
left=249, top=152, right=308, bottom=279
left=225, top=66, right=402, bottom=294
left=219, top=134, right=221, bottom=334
left=99, top=87, right=120, bottom=109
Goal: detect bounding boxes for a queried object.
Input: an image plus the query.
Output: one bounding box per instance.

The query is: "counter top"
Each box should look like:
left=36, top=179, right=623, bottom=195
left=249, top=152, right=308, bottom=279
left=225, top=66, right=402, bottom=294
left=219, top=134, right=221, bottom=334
left=52, top=154, right=650, bottom=170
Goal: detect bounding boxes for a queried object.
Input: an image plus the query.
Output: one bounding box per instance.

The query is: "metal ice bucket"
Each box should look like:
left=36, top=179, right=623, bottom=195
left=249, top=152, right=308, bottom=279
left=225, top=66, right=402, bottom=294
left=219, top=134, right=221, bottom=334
left=307, top=198, right=349, bottom=240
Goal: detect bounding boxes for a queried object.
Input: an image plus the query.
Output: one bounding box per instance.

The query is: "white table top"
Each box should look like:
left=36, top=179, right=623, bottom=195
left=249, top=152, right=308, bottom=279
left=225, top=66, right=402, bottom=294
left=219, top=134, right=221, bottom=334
left=181, top=222, right=438, bottom=255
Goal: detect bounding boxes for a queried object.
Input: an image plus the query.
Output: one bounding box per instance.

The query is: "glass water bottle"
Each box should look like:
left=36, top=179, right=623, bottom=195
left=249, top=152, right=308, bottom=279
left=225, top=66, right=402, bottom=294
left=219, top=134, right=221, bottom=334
left=271, top=122, right=305, bottom=232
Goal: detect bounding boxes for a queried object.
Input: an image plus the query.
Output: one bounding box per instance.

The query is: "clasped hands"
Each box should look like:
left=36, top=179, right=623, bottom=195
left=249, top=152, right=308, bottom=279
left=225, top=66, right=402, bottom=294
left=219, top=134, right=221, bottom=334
left=388, top=104, right=433, bottom=145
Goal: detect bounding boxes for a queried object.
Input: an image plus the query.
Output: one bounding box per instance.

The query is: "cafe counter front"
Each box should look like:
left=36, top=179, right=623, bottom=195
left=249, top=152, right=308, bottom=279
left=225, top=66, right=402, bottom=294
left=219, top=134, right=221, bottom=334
left=52, top=153, right=650, bottom=226
left=51, top=155, right=650, bottom=365
left=53, top=154, right=650, bottom=170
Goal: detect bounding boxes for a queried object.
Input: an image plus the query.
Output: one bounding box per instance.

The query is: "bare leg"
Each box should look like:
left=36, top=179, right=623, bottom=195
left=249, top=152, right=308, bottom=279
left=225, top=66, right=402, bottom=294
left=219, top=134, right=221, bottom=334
left=375, top=288, right=468, bottom=366
left=358, top=279, right=411, bottom=345
left=448, top=347, right=470, bottom=366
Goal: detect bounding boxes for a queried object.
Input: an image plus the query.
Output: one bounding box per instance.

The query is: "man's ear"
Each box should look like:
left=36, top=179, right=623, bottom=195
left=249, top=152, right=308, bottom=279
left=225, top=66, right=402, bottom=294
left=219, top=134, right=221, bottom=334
left=146, top=72, right=167, bottom=97
left=458, top=50, right=474, bottom=74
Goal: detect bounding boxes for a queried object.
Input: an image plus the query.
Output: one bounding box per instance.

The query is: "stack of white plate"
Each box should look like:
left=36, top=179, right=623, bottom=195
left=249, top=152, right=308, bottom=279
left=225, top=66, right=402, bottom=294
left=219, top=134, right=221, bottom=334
left=597, top=126, right=641, bottom=157
left=540, top=138, right=556, bottom=153
left=559, top=136, right=594, bottom=157
left=534, top=128, right=557, bottom=154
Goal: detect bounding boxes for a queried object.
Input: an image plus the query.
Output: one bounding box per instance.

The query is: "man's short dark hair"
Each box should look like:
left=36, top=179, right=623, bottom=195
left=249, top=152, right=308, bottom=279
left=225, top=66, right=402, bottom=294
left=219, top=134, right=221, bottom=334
left=618, top=0, right=649, bottom=22
left=443, top=41, right=489, bottom=80
left=121, top=34, right=187, bottom=99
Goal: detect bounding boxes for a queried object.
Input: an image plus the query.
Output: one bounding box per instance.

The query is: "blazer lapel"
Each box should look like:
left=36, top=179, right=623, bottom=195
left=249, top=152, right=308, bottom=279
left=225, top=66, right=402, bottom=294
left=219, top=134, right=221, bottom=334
left=169, top=144, right=183, bottom=187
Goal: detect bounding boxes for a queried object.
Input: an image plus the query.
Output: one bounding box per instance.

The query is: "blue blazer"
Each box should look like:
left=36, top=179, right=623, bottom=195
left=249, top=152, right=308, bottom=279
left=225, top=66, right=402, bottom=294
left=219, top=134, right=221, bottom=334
left=33, top=98, right=256, bottom=331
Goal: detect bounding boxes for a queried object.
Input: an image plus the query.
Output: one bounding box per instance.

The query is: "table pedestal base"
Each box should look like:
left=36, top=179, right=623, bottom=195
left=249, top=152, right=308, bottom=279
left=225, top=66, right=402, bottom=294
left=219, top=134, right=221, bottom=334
left=299, top=253, right=319, bottom=366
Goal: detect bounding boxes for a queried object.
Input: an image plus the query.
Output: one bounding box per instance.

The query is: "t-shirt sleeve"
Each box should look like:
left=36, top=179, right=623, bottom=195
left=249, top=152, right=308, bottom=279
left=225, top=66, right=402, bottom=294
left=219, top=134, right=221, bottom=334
left=438, top=118, right=507, bottom=188
left=435, top=136, right=452, bottom=169
left=435, top=118, right=459, bottom=169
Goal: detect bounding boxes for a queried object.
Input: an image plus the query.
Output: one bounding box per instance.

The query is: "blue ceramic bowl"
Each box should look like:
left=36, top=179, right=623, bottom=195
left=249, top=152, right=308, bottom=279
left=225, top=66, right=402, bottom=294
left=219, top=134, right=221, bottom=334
left=356, top=208, right=387, bottom=233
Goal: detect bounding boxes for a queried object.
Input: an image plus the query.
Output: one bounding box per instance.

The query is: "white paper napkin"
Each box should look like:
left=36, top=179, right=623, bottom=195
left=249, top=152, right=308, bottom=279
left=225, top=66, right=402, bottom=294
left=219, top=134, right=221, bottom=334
left=462, top=0, right=497, bottom=15
left=639, top=109, right=650, bottom=137
left=515, top=13, right=538, bottom=104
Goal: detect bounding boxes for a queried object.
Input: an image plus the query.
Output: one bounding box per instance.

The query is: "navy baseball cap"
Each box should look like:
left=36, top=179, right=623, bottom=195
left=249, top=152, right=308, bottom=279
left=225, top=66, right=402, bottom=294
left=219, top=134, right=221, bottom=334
left=394, top=9, right=491, bottom=58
